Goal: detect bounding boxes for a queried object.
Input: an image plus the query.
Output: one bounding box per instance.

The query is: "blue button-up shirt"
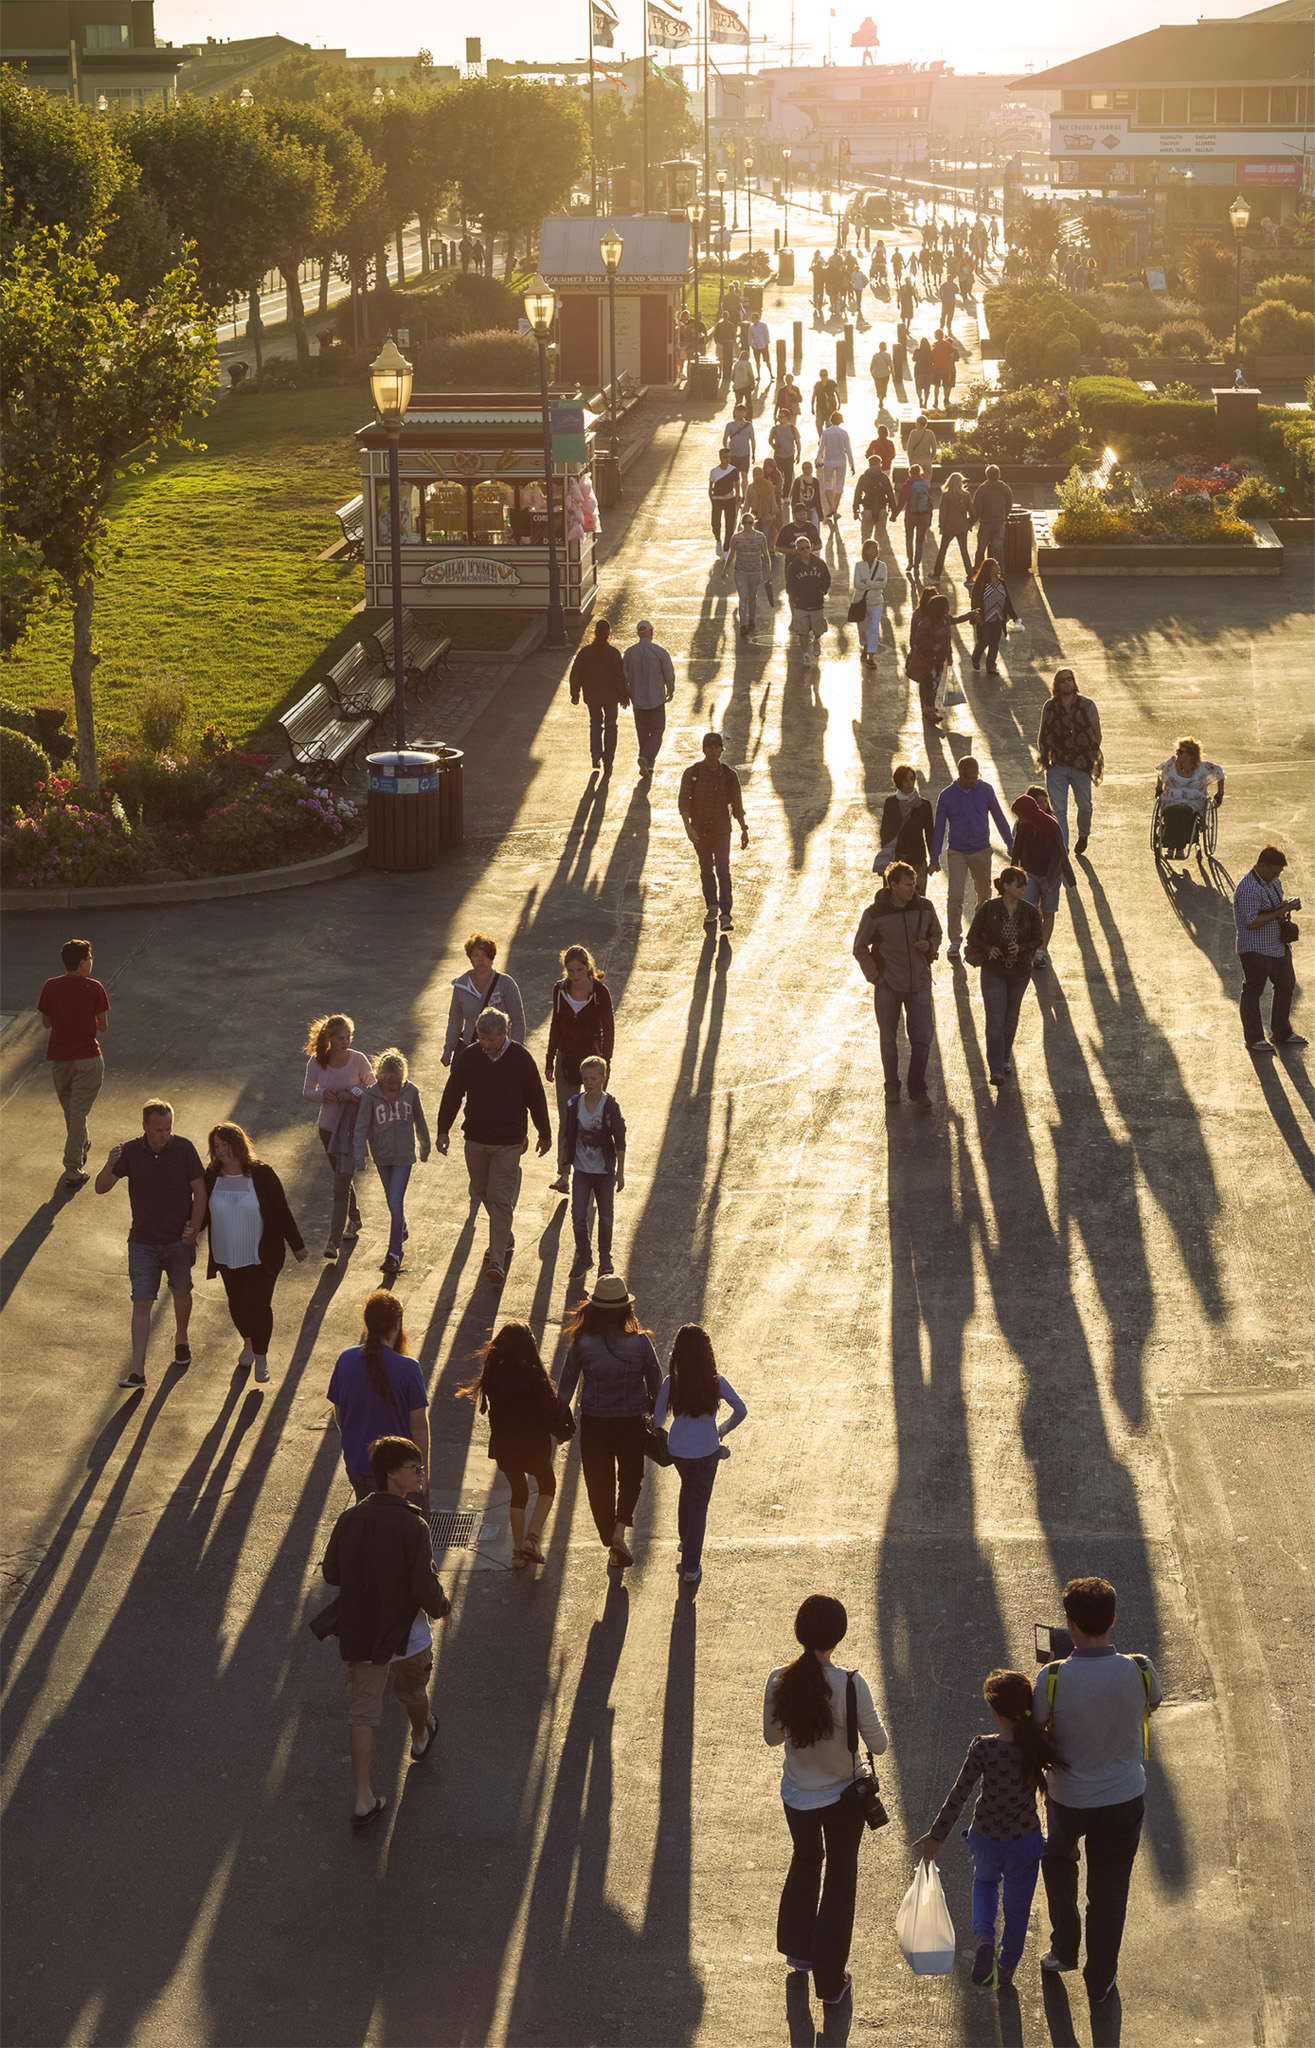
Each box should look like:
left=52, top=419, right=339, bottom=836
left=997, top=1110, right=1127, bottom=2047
left=1234, top=868, right=1288, bottom=959
left=931, top=779, right=1014, bottom=861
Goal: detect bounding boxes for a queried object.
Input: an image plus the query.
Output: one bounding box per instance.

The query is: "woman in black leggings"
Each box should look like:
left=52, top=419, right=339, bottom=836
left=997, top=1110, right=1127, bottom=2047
left=461, top=1323, right=569, bottom=1570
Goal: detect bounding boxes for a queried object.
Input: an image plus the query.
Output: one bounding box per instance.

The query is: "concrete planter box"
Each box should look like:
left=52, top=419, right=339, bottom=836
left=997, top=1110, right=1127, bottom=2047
left=0, top=831, right=368, bottom=912
left=1270, top=516, right=1314, bottom=544
left=892, top=462, right=1076, bottom=486
left=1037, top=518, right=1284, bottom=577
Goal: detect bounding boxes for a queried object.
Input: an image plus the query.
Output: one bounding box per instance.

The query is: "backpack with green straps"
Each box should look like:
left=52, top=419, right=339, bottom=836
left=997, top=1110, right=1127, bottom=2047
left=1042, top=1654, right=1155, bottom=1760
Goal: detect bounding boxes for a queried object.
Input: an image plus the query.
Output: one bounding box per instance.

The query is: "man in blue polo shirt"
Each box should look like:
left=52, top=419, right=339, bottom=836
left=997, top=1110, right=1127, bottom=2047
left=95, top=1098, right=207, bottom=1390
left=928, top=756, right=1014, bottom=959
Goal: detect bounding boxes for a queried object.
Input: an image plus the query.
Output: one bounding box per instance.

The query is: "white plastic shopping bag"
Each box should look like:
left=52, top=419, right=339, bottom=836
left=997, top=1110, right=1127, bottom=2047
left=895, top=1858, right=956, bottom=1976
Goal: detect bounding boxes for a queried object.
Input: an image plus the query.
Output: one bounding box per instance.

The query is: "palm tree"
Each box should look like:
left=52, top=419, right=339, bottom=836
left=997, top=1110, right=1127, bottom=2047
left=1006, top=199, right=1064, bottom=280
left=1082, top=204, right=1128, bottom=282
left=1180, top=237, right=1236, bottom=306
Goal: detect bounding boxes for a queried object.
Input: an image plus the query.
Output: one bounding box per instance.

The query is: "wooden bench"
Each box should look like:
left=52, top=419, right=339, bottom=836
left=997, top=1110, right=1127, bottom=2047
left=335, top=495, right=365, bottom=560
left=278, top=684, right=373, bottom=781
left=374, top=611, right=452, bottom=691
left=323, top=610, right=452, bottom=737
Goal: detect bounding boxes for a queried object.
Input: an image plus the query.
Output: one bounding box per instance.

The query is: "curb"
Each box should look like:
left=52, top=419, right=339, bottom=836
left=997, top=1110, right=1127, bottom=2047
left=1, top=831, right=368, bottom=913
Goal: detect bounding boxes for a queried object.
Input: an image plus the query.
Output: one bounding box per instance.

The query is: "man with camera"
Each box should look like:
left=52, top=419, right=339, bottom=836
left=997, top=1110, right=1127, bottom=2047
left=1233, top=846, right=1308, bottom=1055
left=1033, top=1576, right=1161, bottom=2004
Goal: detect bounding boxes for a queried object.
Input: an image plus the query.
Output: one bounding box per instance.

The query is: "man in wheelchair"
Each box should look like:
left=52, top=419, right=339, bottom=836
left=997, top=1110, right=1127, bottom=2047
left=1155, top=738, right=1225, bottom=859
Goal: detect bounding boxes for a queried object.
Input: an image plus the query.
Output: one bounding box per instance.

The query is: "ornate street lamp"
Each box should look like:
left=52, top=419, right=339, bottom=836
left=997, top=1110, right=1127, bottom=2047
left=782, top=145, right=792, bottom=248
left=744, top=154, right=755, bottom=264
left=368, top=336, right=415, bottom=746
left=1229, top=192, right=1251, bottom=374
left=600, top=222, right=624, bottom=486
left=522, top=278, right=566, bottom=650
left=716, top=170, right=728, bottom=305
left=687, top=200, right=705, bottom=353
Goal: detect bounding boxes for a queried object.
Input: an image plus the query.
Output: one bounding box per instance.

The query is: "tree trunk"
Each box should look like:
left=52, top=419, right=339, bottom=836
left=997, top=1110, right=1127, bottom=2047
left=376, top=244, right=390, bottom=295
left=70, top=572, right=100, bottom=792
left=419, top=213, right=431, bottom=274
left=318, top=262, right=331, bottom=315
left=247, top=289, right=264, bottom=375
left=395, top=221, right=406, bottom=282
left=283, top=263, right=310, bottom=366
left=504, top=230, right=516, bottom=281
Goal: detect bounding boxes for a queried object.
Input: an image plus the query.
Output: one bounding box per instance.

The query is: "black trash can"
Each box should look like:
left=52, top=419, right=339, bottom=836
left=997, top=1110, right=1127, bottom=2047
left=777, top=249, right=795, bottom=286
left=594, top=451, right=622, bottom=507
left=745, top=282, right=764, bottom=317
left=688, top=356, right=721, bottom=401
left=1004, top=509, right=1034, bottom=576
left=366, top=748, right=462, bottom=870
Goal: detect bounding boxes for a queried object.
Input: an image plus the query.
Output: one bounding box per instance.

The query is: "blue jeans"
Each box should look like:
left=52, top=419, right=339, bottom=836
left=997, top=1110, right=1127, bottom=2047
left=966, top=1828, right=1045, bottom=1972
left=127, top=1239, right=195, bottom=1302
left=588, top=701, right=618, bottom=767
left=873, top=982, right=933, bottom=1097
left=981, top=970, right=1030, bottom=1078
left=693, top=832, right=733, bottom=914
left=633, top=704, right=667, bottom=764
left=571, top=1167, right=614, bottom=1265
left=374, top=1159, right=412, bottom=1260
left=1044, top=766, right=1093, bottom=848
left=672, top=1450, right=720, bottom=1575
left=1023, top=870, right=1060, bottom=917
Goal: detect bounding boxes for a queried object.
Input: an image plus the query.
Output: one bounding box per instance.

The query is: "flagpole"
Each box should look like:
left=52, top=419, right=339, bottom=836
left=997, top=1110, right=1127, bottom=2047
left=702, top=0, right=710, bottom=244
left=642, top=8, right=650, bottom=214
left=588, top=0, right=597, bottom=215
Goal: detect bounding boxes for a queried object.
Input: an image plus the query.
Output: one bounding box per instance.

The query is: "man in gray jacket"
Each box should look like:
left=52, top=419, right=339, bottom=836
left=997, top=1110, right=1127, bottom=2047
left=852, top=861, right=942, bottom=1107
left=972, top=465, right=1014, bottom=569
left=621, top=620, right=676, bottom=776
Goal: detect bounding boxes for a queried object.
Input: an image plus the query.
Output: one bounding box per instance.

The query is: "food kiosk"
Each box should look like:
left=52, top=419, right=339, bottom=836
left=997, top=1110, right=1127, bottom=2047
left=538, top=215, right=693, bottom=388
left=355, top=393, right=601, bottom=619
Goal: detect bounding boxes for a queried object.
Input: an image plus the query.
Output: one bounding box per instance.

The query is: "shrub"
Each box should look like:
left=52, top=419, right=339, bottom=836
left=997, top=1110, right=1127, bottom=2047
left=1240, top=300, right=1315, bottom=359
left=1005, top=311, right=1082, bottom=385
left=0, top=797, right=152, bottom=888
left=956, top=385, right=1089, bottom=463
left=338, top=272, right=523, bottom=346
left=1069, top=376, right=1217, bottom=454
left=1179, top=238, right=1236, bottom=307
left=135, top=668, right=190, bottom=756
left=1257, top=405, right=1315, bottom=501
left=1230, top=475, right=1287, bottom=516
left=0, top=723, right=51, bottom=808
left=104, top=754, right=224, bottom=827
left=1053, top=505, right=1136, bottom=544
left=1095, top=323, right=1145, bottom=362
left=1252, top=273, right=1314, bottom=315
left=0, top=699, right=76, bottom=767
left=1156, top=322, right=1214, bottom=358
left=1160, top=379, right=1199, bottom=402
left=412, top=328, right=539, bottom=389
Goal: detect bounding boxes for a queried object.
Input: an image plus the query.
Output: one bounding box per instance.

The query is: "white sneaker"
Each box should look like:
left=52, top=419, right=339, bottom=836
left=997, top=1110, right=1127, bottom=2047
left=1033, top=948, right=1049, bottom=968
left=801, top=648, right=812, bottom=667
left=253, top=1358, right=270, bottom=1385
left=238, top=1343, right=254, bottom=1368
left=947, top=940, right=962, bottom=960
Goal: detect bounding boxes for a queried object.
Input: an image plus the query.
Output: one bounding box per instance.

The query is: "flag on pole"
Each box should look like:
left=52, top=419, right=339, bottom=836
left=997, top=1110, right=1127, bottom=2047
left=591, top=0, right=618, bottom=47
left=647, top=0, right=692, bottom=47
left=709, top=3, right=749, bottom=44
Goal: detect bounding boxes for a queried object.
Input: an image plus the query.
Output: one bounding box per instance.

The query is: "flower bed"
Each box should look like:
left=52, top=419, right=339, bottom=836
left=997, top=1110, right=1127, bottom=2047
left=940, top=384, right=1096, bottom=469
left=1, top=738, right=358, bottom=889
left=1052, top=466, right=1259, bottom=547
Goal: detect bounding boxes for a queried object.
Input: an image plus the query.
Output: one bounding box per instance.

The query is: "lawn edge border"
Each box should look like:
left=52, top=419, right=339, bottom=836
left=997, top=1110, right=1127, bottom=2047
left=1, top=831, right=368, bottom=913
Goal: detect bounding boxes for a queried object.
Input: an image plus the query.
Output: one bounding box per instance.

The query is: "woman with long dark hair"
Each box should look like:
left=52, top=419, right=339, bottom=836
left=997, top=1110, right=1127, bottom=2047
left=203, top=1122, right=306, bottom=1384
left=652, top=1325, right=747, bottom=1586
left=546, top=945, right=616, bottom=1194
left=913, top=1668, right=1066, bottom=1992
left=556, top=1273, right=660, bottom=1571
left=964, top=866, right=1045, bottom=1085
left=303, top=1013, right=374, bottom=1259
left=764, top=1595, right=888, bottom=2013
left=327, top=1290, right=430, bottom=1502
left=460, top=1321, right=571, bottom=1569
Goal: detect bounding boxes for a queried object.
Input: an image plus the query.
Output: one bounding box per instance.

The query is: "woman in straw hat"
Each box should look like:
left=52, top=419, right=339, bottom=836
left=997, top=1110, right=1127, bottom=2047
left=557, top=1274, right=661, bottom=1571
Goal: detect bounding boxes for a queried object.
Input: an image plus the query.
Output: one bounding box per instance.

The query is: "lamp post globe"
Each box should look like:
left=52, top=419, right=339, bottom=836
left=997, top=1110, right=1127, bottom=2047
left=367, top=335, right=415, bottom=746
left=521, top=277, right=567, bottom=650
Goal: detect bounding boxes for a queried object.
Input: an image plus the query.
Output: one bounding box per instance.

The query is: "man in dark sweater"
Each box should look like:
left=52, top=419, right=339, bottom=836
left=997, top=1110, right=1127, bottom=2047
left=436, top=1007, right=552, bottom=1282
left=783, top=534, right=832, bottom=669
left=568, top=617, right=628, bottom=773
left=677, top=731, right=749, bottom=933
left=321, top=1434, right=452, bottom=1826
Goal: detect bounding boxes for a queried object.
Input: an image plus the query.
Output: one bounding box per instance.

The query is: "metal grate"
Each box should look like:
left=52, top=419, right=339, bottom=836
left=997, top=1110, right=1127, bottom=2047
left=429, top=1509, right=484, bottom=1555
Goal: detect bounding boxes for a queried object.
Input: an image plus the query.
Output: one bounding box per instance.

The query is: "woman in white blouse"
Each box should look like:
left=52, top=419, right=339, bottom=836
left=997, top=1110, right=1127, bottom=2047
left=652, top=1324, right=746, bottom=1585
left=852, top=540, right=888, bottom=668
left=764, top=1595, right=889, bottom=2014
left=203, top=1124, right=307, bottom=1383
left=1156, top=736, right=1225, bottom=859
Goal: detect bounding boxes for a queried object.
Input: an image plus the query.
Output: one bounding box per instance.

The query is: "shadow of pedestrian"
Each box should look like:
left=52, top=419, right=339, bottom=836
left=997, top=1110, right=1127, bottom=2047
left=1040, top=1972, right=1081, bottom=2046
left=0, top=1180, right=80, bottom=1311
left=1251, top=1059, right=1315, bottom=1188
left=785, top=1970, right=818, bottom=2045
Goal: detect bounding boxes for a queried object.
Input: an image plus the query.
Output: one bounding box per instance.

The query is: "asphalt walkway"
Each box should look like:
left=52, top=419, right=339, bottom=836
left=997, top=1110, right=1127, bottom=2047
left=2, top=196, right=1312, bottom=2048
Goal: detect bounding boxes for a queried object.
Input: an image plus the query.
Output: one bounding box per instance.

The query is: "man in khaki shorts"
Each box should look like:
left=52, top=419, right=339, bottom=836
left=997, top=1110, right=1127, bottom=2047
left=320, top=1435, right=452, bottom=1828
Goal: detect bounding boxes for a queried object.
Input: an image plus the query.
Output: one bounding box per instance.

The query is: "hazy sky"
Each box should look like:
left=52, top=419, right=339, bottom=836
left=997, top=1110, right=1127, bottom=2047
left=158, top=0, right=1256, bottom=81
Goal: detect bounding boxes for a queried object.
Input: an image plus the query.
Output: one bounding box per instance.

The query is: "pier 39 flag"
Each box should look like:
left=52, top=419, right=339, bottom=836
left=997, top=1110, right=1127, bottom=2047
left=710, top=4, right=749, bottom=42
left=647, top=1, right=692, bottom=47
left=591, top=0, right=618, bottom=47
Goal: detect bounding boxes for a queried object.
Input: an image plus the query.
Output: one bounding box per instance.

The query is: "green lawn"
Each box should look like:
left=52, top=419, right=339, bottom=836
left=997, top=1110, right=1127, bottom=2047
left=5, top=387, right=372, bottom=747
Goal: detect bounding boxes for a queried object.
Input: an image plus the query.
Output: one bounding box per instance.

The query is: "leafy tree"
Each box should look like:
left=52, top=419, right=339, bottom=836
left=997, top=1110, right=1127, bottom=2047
left=1006, top=199, right=1064, bottom=279
left=451, top=79, right=588, bottom=277
left=0, top=526, right=64, bottom=654
left=0, top=227, right=216, bottom=788
left=1180, top=237, right=1236, bottom=307
left=247, top=51, right=373, bottom=102
left=1082, top=204, right=1130, bottom=279
left=0, top=69, right=131, bottom=252
left=261, top=100, right=380, bottom=361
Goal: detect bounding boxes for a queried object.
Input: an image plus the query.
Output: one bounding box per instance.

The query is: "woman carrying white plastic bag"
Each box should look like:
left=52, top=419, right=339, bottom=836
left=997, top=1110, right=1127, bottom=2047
left=896, top=1858, right=957, bottom=1976
left=764, top=1595, right=889, bottom=2018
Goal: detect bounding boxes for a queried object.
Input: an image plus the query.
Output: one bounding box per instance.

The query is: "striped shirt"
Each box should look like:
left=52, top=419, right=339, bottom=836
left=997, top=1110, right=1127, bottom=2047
left=1234, top=869, right=1288, bottom=959
left=927, top=1733, right=1044, bottom=1844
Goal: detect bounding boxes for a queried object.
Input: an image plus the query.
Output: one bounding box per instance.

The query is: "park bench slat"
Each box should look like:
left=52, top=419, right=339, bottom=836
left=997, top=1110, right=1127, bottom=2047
left=278, top=683, right=372, bottom=780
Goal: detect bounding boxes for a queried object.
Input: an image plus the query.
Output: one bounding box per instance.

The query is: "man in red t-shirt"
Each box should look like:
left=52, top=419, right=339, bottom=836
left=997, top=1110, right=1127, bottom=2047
left=38, top=938, right=109, bottom=1183
left=865, top=427, right=897, bottom=474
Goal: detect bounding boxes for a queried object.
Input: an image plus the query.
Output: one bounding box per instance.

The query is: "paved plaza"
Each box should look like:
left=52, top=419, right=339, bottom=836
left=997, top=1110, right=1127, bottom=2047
left=2, top=199, right=1313, bottom=2048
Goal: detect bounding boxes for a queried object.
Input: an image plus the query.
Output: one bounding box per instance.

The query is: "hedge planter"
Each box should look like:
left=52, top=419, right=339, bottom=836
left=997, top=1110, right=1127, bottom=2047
left=0, top=830, right=367, bottom=911
left=1036, top=518, right=1284, bottom=577
left=892, top=462, right=1076, bottom=486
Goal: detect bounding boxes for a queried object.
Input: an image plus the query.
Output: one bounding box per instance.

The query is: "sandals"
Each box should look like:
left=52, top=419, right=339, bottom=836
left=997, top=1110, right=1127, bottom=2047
left=523, top=1534, right=545, bottom=1566
left=350, top=1795, right=387, bottom=1830
left=512, top=1545, right=529, bottom=1570
left=410, top=1713, right=439, bottom=1762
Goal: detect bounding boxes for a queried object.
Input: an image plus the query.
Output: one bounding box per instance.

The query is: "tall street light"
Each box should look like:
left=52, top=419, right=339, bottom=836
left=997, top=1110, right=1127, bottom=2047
left=600, top=221, right=624, bottom=488
left=716, top=170, right=728, bottom=306
left=782, top=145, right=792, bottom=248
left=368, top=335, right=414, bottom=747
left=522, top=276, right=566, bottom=649
left=686, top=199, right=705, bottom=348
left=1229, top=192, right=1251, bottom=374
left=744, top=155, right=754, bottom=264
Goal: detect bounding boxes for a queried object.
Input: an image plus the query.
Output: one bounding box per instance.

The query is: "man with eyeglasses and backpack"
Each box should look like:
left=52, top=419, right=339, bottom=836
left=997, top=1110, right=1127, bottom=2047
left=1033, top=1575, right=1162, bottom=2007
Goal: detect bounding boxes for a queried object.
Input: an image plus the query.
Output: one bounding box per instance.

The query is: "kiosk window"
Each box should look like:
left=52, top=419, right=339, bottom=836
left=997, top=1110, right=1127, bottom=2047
left=375, top=481, right=424, bottom=545
left=423, top=480, right=468, bottom=543
left=472, top=480, right=514, bottom=544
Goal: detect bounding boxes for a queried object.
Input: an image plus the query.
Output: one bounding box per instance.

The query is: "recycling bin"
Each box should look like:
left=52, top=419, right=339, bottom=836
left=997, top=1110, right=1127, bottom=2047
left=777, top=249, right=795, bottom=286
left=366, top=747, right=462, bottom=870
left=1004, top=510, right=1035, bottom=576
left=688, top=356, right=721, bottom=401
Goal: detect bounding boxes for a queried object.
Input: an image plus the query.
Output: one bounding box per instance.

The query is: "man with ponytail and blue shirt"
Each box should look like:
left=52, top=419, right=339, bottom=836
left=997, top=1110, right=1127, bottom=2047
left=1033, top=1575, right=1162, bottom=2006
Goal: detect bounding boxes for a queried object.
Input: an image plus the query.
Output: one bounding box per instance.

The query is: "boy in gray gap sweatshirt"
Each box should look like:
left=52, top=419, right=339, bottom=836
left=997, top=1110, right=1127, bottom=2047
left=852, top=860, right=942, bottom=1106
left=1033, top=1575, right=1162, bottom=2003
left=354, top=1049, right=431, bottom=1280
